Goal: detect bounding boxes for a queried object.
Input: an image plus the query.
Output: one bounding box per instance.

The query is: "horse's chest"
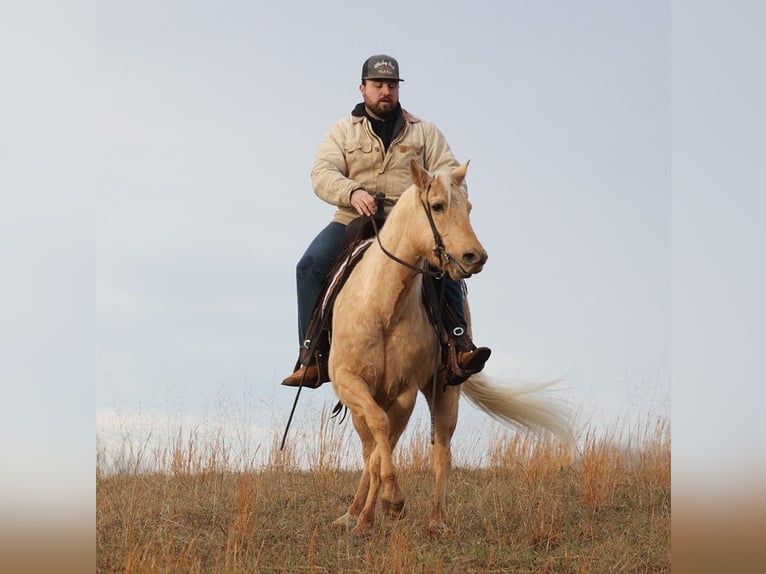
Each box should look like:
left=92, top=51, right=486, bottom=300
left=383, top=316, right=437, bottom=370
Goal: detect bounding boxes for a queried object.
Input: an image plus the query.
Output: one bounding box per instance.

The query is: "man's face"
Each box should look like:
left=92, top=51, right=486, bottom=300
left=360, top=80, right=400, bottom=119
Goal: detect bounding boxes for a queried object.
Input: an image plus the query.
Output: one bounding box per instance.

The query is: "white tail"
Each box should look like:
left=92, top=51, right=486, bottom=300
left=461, top=372, right=575, bottom=446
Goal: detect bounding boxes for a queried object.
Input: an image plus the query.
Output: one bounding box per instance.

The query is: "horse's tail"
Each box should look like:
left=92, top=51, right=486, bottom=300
left=461, top=372, right=575, bottom=447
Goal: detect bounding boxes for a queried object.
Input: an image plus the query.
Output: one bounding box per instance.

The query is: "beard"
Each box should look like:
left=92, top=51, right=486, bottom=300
left=365, top=97, right=397, bottom=120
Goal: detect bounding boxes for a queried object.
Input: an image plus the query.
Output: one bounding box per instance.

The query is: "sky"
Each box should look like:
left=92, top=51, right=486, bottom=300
left=90, top=0, right=670, bottom=464
left=1, top=0, right=764, bottom=521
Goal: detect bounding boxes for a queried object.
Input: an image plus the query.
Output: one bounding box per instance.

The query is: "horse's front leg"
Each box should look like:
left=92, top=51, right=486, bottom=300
left=333, top=413, right=372, bottom=529
left=353, top=446, right=383, bottom=535
left=424, top=378, right=460, bottom=533
left=379, top=384, right=418, bottom=520
left=332, top=369, right=396, bottom=536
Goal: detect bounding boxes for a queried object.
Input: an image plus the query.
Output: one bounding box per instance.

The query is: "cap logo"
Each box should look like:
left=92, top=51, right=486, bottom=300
left=372, top=59, right=395, bottom=76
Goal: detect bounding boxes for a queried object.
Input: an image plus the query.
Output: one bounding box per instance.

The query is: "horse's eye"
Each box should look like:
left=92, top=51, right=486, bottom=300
left=431, top=203, right=445, bottom=213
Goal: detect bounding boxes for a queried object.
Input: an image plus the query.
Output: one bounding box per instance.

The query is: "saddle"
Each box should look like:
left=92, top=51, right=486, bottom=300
left=292, top=237, right=373, bottom=385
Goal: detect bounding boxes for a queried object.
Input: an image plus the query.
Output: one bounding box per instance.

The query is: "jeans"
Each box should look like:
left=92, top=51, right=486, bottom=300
left=295, top=221, right=467, bottom=345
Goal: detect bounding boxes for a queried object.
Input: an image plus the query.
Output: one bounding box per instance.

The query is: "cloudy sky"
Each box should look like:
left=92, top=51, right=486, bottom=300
left=2, top=1, right=763, bottom=513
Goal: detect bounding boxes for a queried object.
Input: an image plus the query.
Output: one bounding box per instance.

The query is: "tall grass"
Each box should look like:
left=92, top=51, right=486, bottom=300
left=97, top=408, right=670, bottom=573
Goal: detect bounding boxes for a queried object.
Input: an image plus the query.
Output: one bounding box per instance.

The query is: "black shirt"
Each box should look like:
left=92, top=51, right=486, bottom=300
left=351, top=102, right=405, bottom=154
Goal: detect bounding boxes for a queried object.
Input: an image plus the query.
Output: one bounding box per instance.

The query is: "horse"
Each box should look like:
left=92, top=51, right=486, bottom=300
left=328, top=159, right=572, bottom=535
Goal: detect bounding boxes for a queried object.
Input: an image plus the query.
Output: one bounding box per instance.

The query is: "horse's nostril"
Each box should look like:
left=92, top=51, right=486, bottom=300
left=462, top=251, right=488, bottom=267
left=462, top=250, right=488, bottom=265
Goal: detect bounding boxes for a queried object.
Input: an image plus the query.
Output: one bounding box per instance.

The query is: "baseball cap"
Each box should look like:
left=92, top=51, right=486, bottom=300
left=361, top=55, right=404, bottom=82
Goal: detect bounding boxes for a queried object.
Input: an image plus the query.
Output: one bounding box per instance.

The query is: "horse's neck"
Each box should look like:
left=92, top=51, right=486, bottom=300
left=361, top=217, right=424, bottom=313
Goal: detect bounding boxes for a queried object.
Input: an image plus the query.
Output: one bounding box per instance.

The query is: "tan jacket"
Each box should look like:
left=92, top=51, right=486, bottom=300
left=311, top=108, right=462, bottom=225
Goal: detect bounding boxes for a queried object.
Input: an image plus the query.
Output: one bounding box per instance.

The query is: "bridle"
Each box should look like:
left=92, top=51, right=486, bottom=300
left=370, top=178, right=453, bottom=279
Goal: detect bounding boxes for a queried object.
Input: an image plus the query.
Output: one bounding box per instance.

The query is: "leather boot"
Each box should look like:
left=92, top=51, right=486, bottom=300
left=281, top=364, right=322, bottom=389
left=446, top=344, right=491, bottom=386
left=457, top=347, right=492, bottom=373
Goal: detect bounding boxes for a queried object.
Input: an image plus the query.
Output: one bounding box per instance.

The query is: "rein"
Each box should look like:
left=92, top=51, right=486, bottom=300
left=280, top=218, right=374, bottom=450
left=370, top=179, right=449, bottom=280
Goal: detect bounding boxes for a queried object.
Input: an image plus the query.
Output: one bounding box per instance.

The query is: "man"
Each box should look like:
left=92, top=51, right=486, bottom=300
left=283, top=54, right=491, bottom=388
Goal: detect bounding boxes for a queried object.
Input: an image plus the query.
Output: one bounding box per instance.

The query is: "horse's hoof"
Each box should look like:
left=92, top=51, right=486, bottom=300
left=351, top=520, right=373, bottom=537
left=382, top=499, right=406, bottom=520
left=426, top=520, right=449, bottom=536
left=332, top=513, right=356, bottom=529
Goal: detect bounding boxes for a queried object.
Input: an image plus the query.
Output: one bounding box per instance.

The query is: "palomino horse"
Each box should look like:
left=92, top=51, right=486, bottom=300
left=329, top=159, right=571, bottom=535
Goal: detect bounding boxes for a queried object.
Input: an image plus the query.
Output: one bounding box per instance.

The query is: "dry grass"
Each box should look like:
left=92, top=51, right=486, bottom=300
left=97, top=413, right=670, bottom=573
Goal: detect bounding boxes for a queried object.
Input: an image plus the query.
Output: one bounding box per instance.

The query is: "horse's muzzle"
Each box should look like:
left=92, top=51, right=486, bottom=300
left=450, top=249, right=488, bottom=278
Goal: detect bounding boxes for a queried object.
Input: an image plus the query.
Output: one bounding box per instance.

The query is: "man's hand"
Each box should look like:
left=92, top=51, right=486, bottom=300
left=350, top=188, right=377, bottom=217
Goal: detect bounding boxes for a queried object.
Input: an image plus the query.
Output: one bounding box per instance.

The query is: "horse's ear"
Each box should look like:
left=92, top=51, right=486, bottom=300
left=451, top=160, right=470, bottom=186
left=409, top=159, right=431, bottom=189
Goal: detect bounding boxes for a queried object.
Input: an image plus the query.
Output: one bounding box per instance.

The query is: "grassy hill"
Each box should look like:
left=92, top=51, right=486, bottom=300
left=97, top=416, right=670, bottom=573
